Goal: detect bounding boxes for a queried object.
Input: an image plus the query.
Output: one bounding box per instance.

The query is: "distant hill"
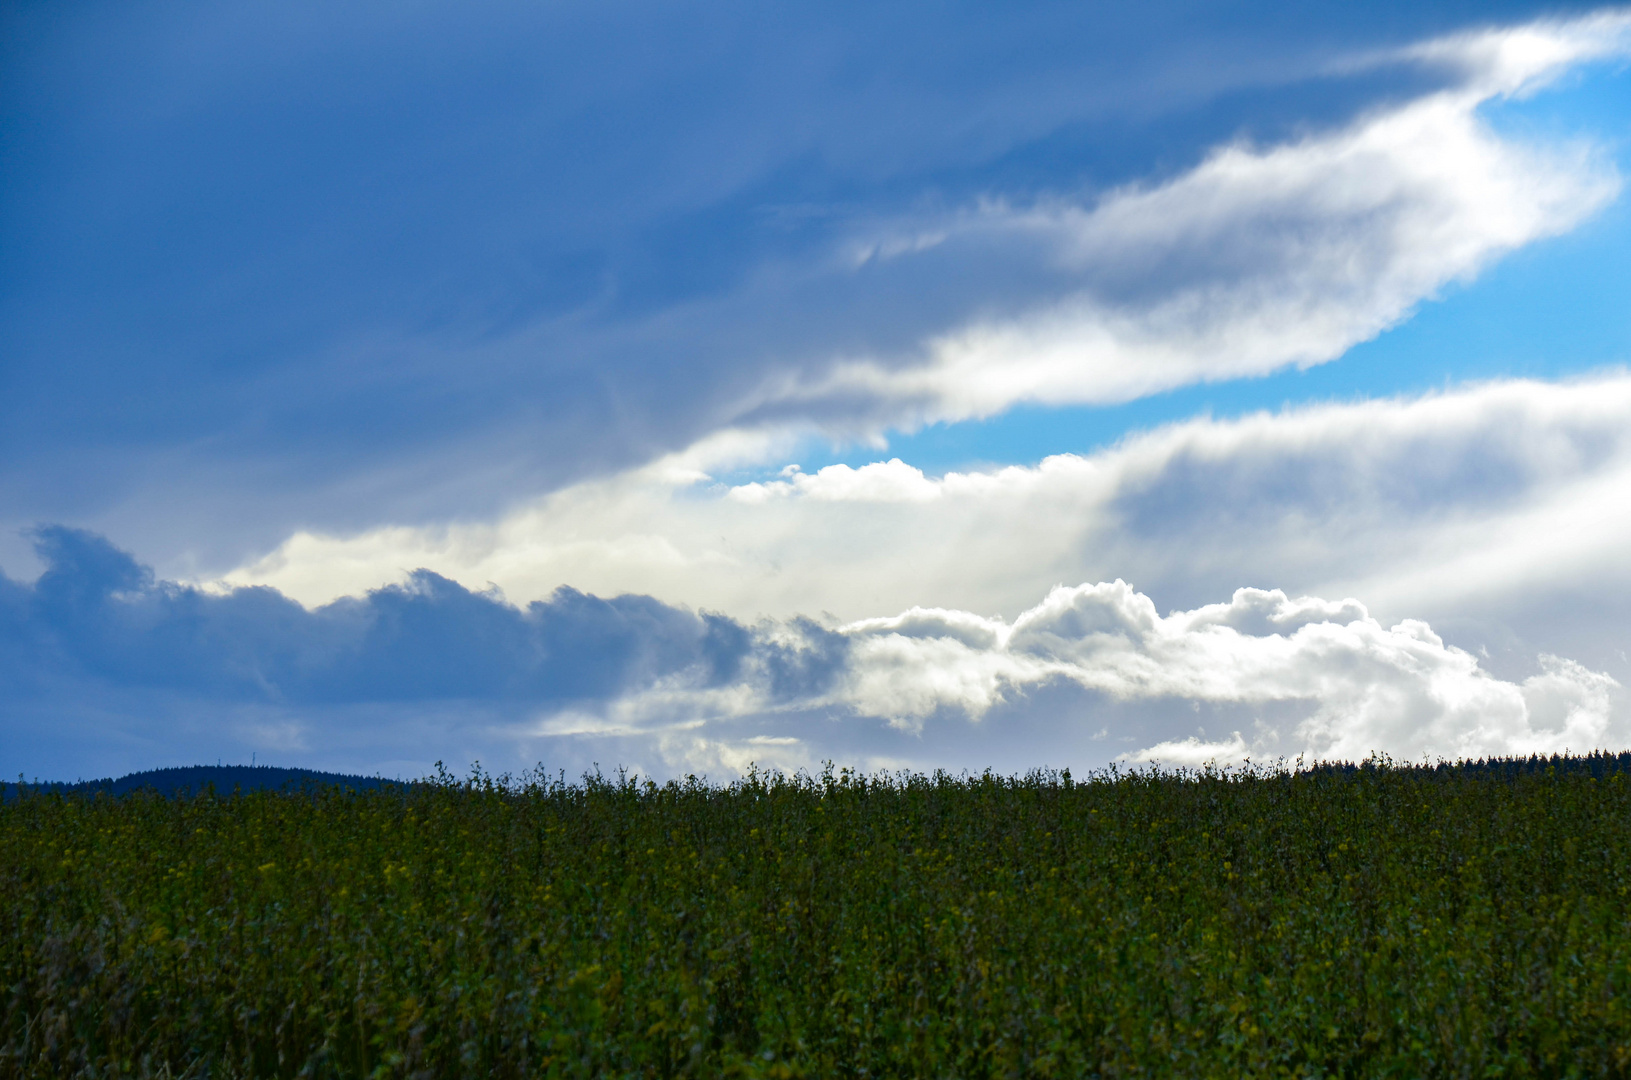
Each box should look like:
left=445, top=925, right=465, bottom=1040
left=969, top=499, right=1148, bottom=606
left=3, top=764, right=410, bottom=801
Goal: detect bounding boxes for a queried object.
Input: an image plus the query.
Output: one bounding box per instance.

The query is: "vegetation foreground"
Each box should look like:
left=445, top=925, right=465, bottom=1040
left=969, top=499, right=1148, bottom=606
left=4, top=756, right=1631, bottom=1078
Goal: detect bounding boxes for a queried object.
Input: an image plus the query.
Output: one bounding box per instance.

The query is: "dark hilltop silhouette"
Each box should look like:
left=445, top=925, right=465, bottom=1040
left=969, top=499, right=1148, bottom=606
left=3, top=764, right=406, bottom=801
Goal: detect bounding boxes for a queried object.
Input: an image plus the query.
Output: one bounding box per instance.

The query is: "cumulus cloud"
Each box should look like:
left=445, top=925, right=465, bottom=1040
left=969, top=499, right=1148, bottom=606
left=5, top=529, right=1620, bottom=780
left=525, top=580, right=1624, bottom=773
left=839, top=584, right=1621, bottom=764
left=698, top=584, right=1617, bottom=770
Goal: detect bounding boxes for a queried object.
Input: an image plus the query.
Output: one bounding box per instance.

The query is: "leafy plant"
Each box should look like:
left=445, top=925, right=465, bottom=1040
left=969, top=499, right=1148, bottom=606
left=4, top=755, right=1630, bottom=1077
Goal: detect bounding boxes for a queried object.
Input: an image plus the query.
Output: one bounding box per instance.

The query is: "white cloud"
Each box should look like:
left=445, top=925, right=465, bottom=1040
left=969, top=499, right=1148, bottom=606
left=754, top=14, right=1627, bottom=427
left=850, top=583, right=1622, bottom=762
left=513, top=580, right=1622, bottom=775
left=1120, top=733, right=1250, bottom=769
left=1391, top=11, right=1631, bottom=97
left=728, top=459, right=943, bottom=504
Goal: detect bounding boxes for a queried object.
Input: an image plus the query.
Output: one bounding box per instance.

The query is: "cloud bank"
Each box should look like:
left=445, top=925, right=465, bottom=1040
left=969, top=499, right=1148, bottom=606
left=4, top=9, right=1628, bottom=561
left=220, top=373, right=1631, bottom=694
left=3, top=529, right=1620, bottom=780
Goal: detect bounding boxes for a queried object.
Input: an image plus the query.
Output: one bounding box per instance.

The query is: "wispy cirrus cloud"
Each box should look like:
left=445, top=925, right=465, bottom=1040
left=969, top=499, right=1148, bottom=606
left=750, top=14, right=1628, bottom=429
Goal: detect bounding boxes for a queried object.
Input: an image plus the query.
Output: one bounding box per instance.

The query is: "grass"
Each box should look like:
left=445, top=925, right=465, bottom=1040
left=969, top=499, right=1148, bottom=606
left=4, top=755, right=1631, bottom=1078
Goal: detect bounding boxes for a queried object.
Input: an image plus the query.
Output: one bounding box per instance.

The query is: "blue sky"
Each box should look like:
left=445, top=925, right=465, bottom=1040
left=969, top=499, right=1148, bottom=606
left=4, top=0, right=1631, bottom=781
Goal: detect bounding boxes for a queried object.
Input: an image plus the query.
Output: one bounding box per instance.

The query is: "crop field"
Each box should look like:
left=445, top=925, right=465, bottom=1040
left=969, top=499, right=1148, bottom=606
left=4, top=756, right=1631, bottom=1078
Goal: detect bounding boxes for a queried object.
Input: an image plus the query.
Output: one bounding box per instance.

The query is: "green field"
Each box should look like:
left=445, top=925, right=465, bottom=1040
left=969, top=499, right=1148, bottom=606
left=4, top=757, right=1631, bottom=1078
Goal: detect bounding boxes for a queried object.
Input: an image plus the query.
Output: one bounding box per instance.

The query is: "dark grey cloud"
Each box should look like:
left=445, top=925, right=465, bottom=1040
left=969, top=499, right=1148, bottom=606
left=0, top=526, right=848, bottom=712
left=0, top=527, right=863, bottom=779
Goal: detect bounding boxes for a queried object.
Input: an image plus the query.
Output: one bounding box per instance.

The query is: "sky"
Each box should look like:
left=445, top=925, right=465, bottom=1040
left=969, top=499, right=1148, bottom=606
left=3, top=0, right=1631, bottom=782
